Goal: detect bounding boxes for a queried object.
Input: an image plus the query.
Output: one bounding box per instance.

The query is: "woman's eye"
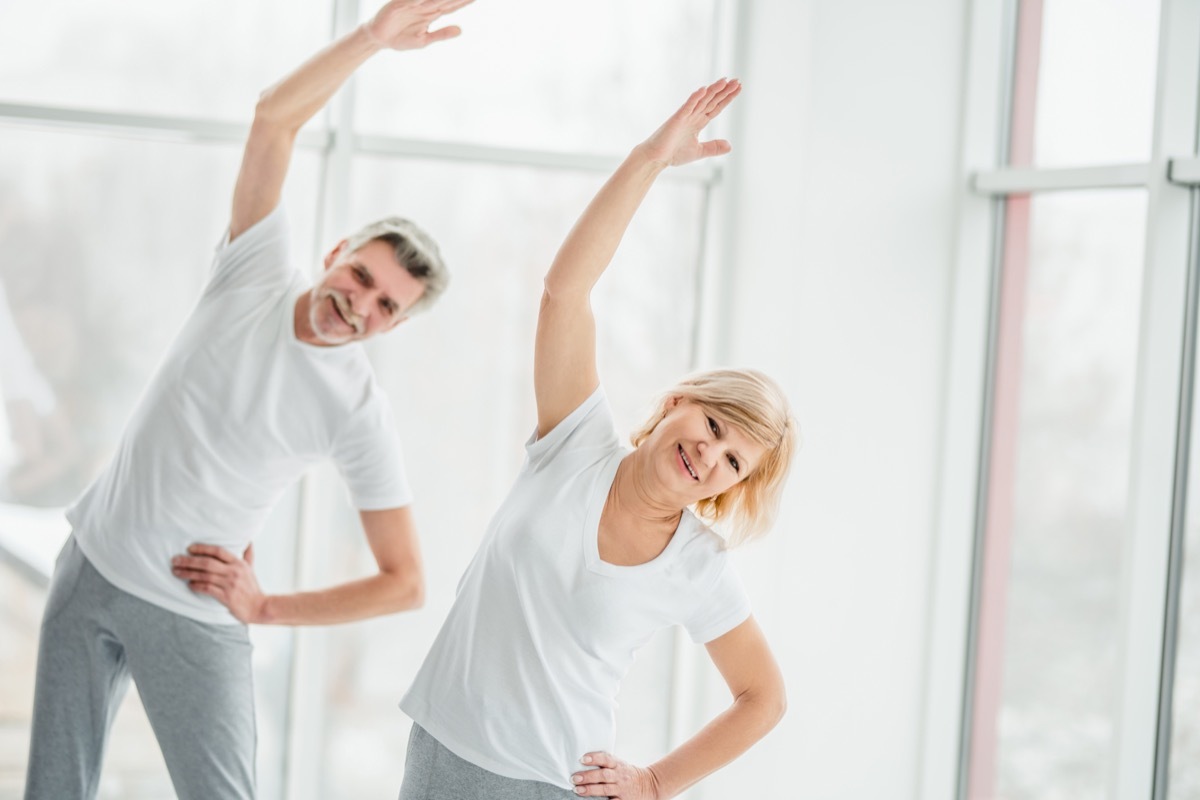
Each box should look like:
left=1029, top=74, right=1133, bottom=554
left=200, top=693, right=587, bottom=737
left=707, top=416, right=719, bottom=434
left=729, top=455, right=740, bottom=473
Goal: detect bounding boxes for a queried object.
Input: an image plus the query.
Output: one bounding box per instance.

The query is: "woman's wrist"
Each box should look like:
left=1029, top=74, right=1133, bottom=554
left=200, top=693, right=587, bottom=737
left=357, top=21, right=389, bottom=51
left=628, top=143, right=672, bottom=175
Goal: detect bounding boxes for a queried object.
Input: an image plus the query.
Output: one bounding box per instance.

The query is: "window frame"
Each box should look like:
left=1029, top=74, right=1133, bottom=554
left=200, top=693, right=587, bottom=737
left=919, top=0, right=1200, bottom=798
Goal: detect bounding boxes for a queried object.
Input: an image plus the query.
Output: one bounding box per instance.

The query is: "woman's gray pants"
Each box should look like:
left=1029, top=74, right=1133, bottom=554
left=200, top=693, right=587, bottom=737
left=399, top=724, right=583, bottom=800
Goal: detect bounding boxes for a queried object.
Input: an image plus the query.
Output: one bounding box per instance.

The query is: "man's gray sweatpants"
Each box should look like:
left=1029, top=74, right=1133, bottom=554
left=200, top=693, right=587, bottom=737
left=23, top=535, right=256, bottom=800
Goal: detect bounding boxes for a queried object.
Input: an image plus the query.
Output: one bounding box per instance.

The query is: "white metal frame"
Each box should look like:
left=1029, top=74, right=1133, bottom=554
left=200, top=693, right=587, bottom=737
left=916, top=0, right=1015, bottom=796
left=1112, top=2, right=1200, bottom=797
left=922, top=0, right=1200, bottom=798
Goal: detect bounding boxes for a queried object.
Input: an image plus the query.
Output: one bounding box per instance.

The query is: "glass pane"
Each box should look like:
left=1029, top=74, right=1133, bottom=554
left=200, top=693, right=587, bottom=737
left=1012, top=0, right=1160, bottom=167
left=0, top=125, right=319, bottom=507
left=0, top=124, right=321, bottom=794
left=354, top=0, right=718, bottom=153
left=968, top=191, right=1146, bottom=798
left=0, top=1, right=331, bottom=122
left=313, top=156, right=707, bottom=797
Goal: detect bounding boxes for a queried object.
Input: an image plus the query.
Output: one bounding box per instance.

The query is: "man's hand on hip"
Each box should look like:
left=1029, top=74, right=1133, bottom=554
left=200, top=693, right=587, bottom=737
left=172, top=543, right=267, bottom=624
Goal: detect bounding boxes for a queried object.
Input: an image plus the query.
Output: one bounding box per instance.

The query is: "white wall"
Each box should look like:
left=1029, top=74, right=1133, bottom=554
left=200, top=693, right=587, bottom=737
left=692, top=2, right=971, bottom=797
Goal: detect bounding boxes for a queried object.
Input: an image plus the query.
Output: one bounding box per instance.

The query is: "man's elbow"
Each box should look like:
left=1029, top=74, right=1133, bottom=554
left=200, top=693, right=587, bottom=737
left=405, top=573, right=426, bottom=611
left=387, top=566, right=424, bottom=612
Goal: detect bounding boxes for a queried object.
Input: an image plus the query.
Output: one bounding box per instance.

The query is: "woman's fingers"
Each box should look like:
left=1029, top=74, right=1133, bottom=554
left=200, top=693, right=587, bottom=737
left=698, top=139, right=732, bottom=159
left=580, top=751, right=617, bottom=768
left=706, top=79, right=742, bottom=116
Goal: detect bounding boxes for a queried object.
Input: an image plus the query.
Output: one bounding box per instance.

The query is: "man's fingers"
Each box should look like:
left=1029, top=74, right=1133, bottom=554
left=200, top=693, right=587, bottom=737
left=172, top=554, right=228, bottom=573
left=187, top=581, right=227, bottom=602
left=187, top=543, right=238, bottom=563
left=172, top=565, right=219, bottom=582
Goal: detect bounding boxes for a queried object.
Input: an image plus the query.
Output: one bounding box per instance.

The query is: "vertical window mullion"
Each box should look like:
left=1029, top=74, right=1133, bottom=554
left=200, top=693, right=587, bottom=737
left=1113, top=0, right=1200, bottom=796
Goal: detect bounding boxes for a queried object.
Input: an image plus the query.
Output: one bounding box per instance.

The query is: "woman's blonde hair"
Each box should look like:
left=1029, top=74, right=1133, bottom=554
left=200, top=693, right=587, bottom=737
left=630, top=368, right=798, bottom=546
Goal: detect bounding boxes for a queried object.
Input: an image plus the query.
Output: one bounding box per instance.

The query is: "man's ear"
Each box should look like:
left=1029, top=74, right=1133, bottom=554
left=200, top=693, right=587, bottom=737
left=324, top=239, right=350, bottom=270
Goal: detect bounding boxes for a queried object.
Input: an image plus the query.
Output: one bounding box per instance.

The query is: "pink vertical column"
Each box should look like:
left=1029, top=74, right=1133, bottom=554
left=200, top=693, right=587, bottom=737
left=966, top=1, right=1042, bottom=798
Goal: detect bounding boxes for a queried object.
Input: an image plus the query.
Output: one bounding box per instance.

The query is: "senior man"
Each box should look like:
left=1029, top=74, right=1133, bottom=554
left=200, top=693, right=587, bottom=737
left=23, top=2, right=473, bottom=798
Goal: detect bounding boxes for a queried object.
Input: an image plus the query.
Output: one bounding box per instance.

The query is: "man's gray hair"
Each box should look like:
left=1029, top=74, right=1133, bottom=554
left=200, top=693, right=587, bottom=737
left=344, top=217, right=449, bottom=316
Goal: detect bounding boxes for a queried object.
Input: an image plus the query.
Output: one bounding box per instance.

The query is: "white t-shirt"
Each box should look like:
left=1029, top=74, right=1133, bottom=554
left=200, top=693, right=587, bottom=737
left=400, top=388, right=751, bottom=789
left=67, top=205, right=412, bottom=624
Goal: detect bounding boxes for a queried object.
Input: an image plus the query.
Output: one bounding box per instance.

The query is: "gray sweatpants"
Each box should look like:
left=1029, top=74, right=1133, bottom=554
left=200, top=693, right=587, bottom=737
left=24, top=536, right=256, bottom=800
left=398, top=724, right=582, bottom=800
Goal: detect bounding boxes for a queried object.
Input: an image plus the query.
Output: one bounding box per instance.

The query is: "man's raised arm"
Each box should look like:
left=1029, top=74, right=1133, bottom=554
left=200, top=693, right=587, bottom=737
left=229, top=0, right=473, bottom=241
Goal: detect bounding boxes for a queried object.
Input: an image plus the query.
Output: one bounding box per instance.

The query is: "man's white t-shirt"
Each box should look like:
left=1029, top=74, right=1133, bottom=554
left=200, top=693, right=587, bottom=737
left=67, top=205, right=412, bottom=624
left=400, top=387, right=751, bottom=789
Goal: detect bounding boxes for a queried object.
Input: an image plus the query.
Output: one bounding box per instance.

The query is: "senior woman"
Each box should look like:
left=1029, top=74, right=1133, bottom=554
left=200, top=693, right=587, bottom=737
left=399, top=78, right=796, bottom=800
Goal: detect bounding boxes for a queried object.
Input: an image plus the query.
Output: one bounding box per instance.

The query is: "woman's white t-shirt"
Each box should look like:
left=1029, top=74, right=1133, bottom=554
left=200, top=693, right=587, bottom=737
left=400, top=387, right=751, bottom=789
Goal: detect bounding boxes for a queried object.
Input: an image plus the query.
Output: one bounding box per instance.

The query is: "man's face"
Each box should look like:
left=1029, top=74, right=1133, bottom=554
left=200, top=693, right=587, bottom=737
left=308, top=239, right=426, bottom=345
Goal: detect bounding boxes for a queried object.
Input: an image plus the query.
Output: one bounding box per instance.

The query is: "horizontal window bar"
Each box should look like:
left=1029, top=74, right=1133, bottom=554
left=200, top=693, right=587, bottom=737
left=0, top=102, right=717, bottom=183
left=972, top=163, right=1152, bottom=194
left=353, top=133, right=718, bottom=182
left=0, top=101, right=330, bottom=149
left=1169, top=157, right=1200, bottom=186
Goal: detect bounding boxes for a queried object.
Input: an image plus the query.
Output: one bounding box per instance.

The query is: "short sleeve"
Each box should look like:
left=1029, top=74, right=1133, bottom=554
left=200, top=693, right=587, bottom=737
left=204, top=203, right=294, bottom=296
left=524, top=386, right=619, bottom=469
left=684, top=557, right=753, bottom=644
left=331, top=391, right=413, bottom=511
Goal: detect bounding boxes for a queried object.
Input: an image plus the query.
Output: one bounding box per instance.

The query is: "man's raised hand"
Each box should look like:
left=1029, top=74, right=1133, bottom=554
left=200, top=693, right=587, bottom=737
left=363, top=0, right=476, bottom=51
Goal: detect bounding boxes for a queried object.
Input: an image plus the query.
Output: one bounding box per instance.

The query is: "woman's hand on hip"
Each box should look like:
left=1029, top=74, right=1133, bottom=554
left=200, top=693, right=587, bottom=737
left=571, top=752, right=661, bottom=799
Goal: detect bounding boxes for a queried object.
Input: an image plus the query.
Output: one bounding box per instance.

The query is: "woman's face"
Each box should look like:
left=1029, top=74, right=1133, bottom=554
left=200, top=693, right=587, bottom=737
left=641, top=397, right=768, bottom=507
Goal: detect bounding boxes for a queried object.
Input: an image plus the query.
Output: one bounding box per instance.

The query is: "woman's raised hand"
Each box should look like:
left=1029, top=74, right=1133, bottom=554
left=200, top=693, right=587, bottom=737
left=363, top=0, right=475, bottom=51
left=637, top=78, right=742, bottom=168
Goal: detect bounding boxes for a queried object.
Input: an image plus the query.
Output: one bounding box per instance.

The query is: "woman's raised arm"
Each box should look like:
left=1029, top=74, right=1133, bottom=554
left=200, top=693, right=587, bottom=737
left=533, top=79, right=742, bottom=438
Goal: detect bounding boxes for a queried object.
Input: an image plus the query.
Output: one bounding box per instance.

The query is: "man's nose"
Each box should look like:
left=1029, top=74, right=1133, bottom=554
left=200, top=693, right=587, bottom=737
left=350, top=289, right=373, bottom=316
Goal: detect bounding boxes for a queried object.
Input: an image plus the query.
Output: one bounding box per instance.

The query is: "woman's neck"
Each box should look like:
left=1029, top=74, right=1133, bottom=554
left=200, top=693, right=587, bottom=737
left=606, top=451, right=682, bottom=532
